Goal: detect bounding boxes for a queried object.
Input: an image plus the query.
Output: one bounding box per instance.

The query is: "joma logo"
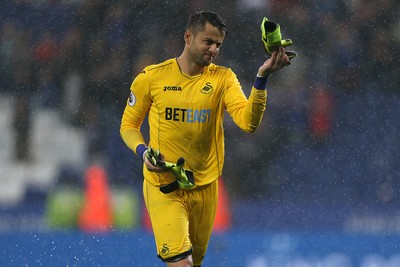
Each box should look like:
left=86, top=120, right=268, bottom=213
left=163, top=86, right=182, bottom=91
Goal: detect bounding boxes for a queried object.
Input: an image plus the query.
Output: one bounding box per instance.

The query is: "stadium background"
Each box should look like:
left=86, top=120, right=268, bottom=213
left=1, top=0, right=400, bottom=266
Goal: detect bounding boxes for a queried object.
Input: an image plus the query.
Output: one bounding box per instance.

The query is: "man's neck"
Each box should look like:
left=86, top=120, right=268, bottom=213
left=176, top=55, right=205, bottom=76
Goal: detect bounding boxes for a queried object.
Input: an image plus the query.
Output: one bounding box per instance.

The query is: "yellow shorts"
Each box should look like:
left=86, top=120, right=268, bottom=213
left=143, top=178, right=218, bottom=265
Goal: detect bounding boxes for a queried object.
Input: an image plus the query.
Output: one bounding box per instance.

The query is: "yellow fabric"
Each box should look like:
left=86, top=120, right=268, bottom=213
left=120, top=58, right=267, bottom=187
left=143, top=179, right=218, bottom=265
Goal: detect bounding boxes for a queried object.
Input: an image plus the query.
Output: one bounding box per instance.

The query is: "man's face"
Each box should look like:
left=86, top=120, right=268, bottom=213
left=187, top=22, right=225, bottom=67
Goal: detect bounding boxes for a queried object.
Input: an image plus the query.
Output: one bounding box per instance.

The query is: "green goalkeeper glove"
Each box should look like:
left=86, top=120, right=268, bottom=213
left=145, top=147, right=195, bottom=192
left=261, top=17, right=297, bottom=60
left=163, top=157, right=195, bottom=191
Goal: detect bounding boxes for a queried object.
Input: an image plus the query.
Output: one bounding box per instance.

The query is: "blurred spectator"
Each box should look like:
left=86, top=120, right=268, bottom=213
left=32, top=30, right=58, bottom=65
left=31, top=30, right=61, bottom=109
left=11, top=29, right=33, bottom=162
left=308, top=85, right=334, bottom=142
left=0, top=19, right=17, bottom=93
left=13, top=93, right=32, bottom=162
left=57, top=24, right=85, bottom=123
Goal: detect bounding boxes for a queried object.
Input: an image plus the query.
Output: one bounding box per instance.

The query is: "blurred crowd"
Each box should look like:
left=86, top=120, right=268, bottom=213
left=0, top=0, right=399, bottom=205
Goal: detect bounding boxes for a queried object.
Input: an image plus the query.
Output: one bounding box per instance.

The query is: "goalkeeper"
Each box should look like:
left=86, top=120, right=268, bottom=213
left=120, top=11, right=290, bottom=267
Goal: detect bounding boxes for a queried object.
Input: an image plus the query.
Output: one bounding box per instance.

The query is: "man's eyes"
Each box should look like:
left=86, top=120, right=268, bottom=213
left=205, top=40, right=222, bottom=47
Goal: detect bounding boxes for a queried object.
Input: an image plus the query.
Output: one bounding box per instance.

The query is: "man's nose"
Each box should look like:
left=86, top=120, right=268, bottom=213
left=209, top=44, right=218, bottom=53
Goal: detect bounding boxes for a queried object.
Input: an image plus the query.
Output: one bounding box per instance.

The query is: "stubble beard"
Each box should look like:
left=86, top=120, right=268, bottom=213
left=190, top=48, right=212, bottom=67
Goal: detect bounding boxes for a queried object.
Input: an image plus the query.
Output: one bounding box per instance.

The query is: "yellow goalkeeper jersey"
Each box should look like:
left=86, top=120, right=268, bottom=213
left=120, top=58, right=267, bottom=187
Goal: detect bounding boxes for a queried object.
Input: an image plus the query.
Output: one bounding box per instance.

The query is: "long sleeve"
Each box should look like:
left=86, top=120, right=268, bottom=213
left=223, top=71, right=267, bottom=133
left=120, top=70, right=151, bottom=155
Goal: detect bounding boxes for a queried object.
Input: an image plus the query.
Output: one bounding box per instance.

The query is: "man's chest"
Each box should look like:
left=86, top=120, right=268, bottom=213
left=150, top=76, right=222, bottom=109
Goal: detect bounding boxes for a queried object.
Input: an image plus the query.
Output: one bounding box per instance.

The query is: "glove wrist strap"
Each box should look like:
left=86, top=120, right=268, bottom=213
left=254, top=76, right=268, bottom=90
left=136, top=144, right=148, bottom=160
left=160, top=181, right=180, bottom=194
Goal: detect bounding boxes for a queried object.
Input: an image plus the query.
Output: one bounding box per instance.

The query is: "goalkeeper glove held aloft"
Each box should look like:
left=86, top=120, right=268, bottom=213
left=261, top=17, right=297, bottom=60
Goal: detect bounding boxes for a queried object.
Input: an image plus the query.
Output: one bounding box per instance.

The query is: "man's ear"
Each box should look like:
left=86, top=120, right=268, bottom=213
left=184, top=30, right=193, bottom=45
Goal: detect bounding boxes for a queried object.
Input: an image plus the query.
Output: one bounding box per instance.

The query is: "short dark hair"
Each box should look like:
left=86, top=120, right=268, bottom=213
left=186, top=11, right=228, bottom=36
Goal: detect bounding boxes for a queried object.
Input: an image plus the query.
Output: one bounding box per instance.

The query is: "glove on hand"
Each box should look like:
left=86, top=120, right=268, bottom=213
left=146, top=147, right=195, bottom=190
left=261, top=17, right=297, bottom=60
left=145, top=147, right=166, bottom=168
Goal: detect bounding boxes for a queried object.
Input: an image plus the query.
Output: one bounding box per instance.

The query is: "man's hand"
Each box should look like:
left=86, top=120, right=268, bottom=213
left=257, top=46, right=290, bottom=77
left=144, top=147, right=195, bottom=192
left=144, top=147, right=168, bottom=173
left=143, top=148, right=195, bottom=191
